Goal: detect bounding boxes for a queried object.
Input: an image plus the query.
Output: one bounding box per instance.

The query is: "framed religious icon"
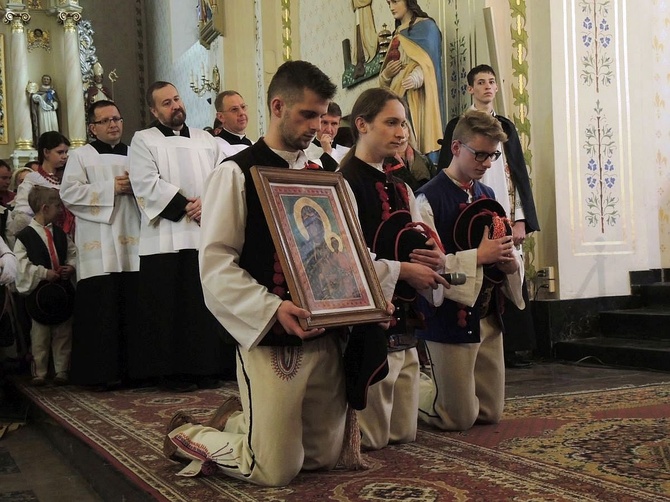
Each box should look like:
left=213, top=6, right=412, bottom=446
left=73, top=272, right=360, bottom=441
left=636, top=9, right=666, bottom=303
left=251, top=166, right=390, bottom=330
left=198, top=0, right=224, bottom=49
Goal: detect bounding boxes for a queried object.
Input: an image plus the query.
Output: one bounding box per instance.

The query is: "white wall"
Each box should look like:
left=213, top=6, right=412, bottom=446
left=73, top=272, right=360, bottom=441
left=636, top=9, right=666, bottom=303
left=550, top=0, right=661, bottom=299
left=652, top=1, right=670, bottom=267
left=144, top=0, right=214, bottom=129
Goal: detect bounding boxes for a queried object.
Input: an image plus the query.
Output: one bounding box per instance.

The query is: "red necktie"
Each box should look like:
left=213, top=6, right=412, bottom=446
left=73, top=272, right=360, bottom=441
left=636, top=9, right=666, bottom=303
left=44, top=226, right=61, bottom=271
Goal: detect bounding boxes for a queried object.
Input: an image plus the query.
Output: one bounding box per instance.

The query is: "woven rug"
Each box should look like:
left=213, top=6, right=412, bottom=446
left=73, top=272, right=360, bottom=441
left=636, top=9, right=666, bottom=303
left=18, top=380, right=670, bottom=501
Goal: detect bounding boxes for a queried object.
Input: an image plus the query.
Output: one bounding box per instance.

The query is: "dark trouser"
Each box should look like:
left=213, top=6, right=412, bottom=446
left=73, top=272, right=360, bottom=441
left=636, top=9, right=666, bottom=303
left=501, top=277, right=535, bottom=353
left=70, top=272, right=139, bottom=385
left=127, top=250, right=235, bottom=380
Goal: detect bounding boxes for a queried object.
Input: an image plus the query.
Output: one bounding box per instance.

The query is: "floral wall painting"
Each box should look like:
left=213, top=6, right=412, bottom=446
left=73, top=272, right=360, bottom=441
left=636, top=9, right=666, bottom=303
left=580, top=0, right=613, bottom=91
left=584, top=100, right=618, bottom=231
left=579, top=0, right=619, bottom=233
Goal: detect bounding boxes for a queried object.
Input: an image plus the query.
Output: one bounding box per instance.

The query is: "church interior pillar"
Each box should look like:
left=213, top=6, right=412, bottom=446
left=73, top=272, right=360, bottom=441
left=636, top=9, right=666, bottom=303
left=58, top=9, right=87, bottom=148
left=3, top=8, right=34, bottom=152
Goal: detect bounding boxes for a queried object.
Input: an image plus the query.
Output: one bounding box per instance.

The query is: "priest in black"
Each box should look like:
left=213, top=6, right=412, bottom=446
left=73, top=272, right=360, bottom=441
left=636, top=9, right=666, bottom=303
left=213, top=90, right=254, bottom=158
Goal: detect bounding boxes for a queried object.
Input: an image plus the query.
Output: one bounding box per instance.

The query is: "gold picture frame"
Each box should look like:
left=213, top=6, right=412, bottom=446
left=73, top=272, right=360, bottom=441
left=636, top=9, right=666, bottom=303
left=0, top=34, right=7, bottom=145
left=251, top=166, right=390, bottom=330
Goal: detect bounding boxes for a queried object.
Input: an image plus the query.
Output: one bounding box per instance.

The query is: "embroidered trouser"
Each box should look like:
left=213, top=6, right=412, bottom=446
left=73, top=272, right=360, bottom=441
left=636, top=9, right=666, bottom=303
left=30, top=317, right=72, bottom=378
left=418, top=315, right=504, bottom=431
left=168, top=333, right=347, bottom=487
left=357, top=347, right=419, bottom=450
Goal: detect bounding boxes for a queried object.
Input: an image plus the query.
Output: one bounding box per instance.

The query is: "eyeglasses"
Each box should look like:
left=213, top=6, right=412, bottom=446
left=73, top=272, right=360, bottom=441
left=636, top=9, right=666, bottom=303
left=460, top=142, right=501, bottom=162
left=92, top=117, right=123, bottom=126
left=221, top=104, right=248, bottom=114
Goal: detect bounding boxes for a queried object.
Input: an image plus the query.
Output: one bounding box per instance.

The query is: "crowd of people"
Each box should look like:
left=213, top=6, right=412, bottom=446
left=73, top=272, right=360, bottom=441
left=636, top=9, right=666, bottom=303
left=0, top=0, right=541, bottom=489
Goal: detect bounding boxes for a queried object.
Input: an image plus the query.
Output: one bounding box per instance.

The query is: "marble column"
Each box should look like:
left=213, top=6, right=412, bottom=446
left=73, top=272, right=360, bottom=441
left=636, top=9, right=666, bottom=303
left=58, top=10, right=87, bottom=148
left=3, top=9, right=34, bottom=151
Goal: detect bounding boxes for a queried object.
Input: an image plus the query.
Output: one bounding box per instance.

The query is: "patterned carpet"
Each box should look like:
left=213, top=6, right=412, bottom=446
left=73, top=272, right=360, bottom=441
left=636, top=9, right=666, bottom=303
left=17, top=380, right=670, bottom=501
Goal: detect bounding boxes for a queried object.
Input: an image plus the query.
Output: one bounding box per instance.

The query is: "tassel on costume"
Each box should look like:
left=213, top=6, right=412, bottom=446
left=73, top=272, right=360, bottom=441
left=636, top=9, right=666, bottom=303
left=337, top=405, right=373, bottom=470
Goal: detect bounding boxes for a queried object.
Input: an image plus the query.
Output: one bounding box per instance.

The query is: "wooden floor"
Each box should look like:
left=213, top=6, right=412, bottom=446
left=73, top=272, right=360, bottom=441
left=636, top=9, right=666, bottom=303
left=1, top=361, right=669, bottom=502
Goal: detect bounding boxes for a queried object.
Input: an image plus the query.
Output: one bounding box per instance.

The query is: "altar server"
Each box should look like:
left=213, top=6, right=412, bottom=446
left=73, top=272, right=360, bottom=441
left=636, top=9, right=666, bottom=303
left=60, top=100, right=141, bottom=389
left=128, top=82, right=233, bottom=391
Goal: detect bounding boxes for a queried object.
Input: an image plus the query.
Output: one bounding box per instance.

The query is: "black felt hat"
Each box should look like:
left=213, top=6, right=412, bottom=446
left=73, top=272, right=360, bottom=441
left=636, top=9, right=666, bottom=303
left=372, top=210, right=431, bottom=301
left=453, top=197, right=512, bottom=284
left=343, top=323, right=389, bottom=410
left=26, top=280, right=75, bottom=325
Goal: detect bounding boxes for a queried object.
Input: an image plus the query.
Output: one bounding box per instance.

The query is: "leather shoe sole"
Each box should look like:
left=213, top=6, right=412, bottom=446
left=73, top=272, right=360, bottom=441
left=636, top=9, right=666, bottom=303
left=205, top=396, right=242, bottom=431
left=163, top=411, right=197, bottom=460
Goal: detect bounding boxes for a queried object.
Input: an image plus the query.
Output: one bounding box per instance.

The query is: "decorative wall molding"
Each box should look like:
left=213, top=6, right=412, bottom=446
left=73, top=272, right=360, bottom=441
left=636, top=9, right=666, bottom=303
left=0, top=34, right=7, bottom=145
left=281, top=0, right=291, bottom=61
left=508, top=0, right=536, bottom=271
left=78, top=20, right=98, bottom=89
left=652, top=0, right=670, bottom=263
left=254, top=0, right=266, bottom=135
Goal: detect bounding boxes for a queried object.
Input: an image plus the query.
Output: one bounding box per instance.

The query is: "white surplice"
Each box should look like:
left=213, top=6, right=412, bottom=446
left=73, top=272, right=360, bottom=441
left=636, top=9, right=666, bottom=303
left=129, top=127, right=224, bottom=256
left=60, top=144, right=141, bottom=280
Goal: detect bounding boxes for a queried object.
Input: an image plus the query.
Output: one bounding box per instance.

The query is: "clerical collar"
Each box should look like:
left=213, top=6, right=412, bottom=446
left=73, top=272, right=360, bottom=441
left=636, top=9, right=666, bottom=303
left=155, top=121, right=190, bottom=138
left=223, top=128, right=245, bottom=140
left=91, top=139, right=128, bottom=156
left=218, top=128, right=251, bottom=146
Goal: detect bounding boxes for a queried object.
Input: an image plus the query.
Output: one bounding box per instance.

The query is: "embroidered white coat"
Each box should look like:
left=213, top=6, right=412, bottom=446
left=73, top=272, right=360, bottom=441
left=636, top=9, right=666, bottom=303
left=60, top=144, right=141, bottom=280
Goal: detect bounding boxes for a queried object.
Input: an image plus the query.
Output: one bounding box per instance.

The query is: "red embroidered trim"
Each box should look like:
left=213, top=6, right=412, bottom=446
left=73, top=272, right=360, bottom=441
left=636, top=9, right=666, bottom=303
left=37, top=166, right=60, bottom=185
left=383, top=158, right=404, bottom=174
left=375, top=182, right=391, bottom=221
left=395, top=183, right=409, bottom=207
left=271, top=252, right=287, bottom=299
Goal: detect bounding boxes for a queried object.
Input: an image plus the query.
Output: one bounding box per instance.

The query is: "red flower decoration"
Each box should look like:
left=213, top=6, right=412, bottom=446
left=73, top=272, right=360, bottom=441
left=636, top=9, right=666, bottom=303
left=456, top=304, right=468, bottom=328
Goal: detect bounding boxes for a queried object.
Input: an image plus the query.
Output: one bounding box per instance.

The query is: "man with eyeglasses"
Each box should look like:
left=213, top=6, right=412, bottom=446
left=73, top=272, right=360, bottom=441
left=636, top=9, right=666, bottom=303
left=60, top=100, right=141, bottom=390
left=437, top=64, right=540, bottom=369
left=213, top=90, right=254, bottom=158
left=414, top=109, right=525, bottom=431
